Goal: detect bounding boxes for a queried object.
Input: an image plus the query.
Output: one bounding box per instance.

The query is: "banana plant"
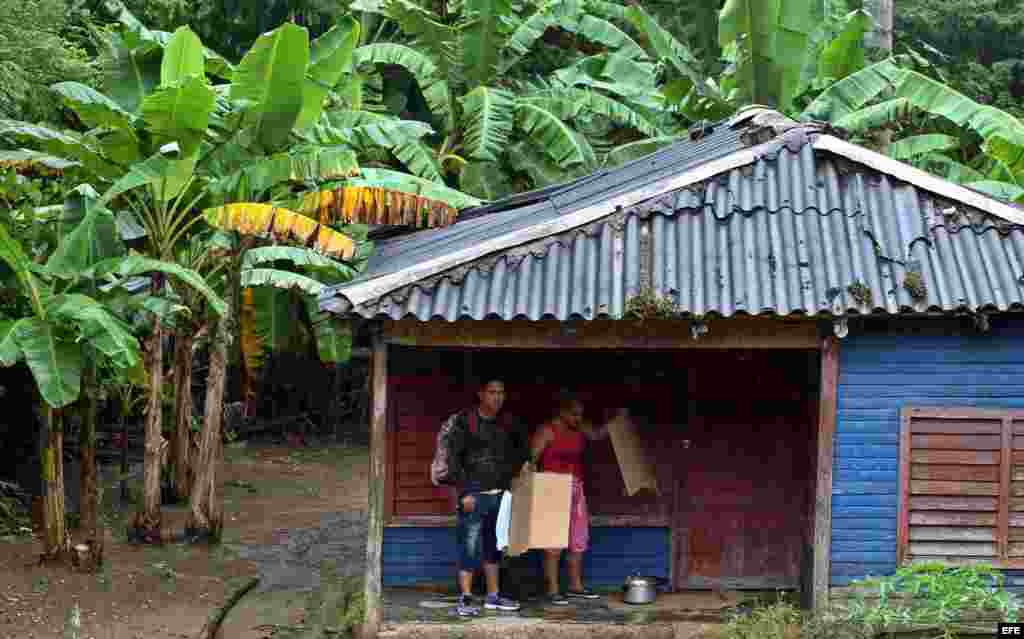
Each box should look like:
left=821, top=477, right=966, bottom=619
left=802, top=57, right=1024, bottom=202
left=0, top=9, right=478, bottom=230
left=204, top=203, right=368, bottom=380
left=346, top=0, right=682, bottom=199
left=0, top=186, right=221, bottom=558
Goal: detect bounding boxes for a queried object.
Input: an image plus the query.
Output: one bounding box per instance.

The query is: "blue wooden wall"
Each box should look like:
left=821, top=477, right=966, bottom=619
left=832, top=322, right=1024, bottom=592
left=383, top=527, right=670, bottom=587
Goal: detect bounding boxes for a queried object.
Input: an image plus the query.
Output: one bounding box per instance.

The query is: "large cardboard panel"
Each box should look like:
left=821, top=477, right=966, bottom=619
left=507, top=469, right=572, bottom=556
left=608, top=414, right=660, bottom=496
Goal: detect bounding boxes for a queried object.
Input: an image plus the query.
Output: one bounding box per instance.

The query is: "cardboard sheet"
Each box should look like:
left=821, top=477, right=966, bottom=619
left=507, top=468, right=572, bottom=556
left=607, top=414, right=660, bottom=496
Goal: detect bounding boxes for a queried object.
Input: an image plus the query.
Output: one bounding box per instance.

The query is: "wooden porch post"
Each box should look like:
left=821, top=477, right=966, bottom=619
left=363, top=333, right=388, bottom=638
left=812, top=336, right=839, bottom=612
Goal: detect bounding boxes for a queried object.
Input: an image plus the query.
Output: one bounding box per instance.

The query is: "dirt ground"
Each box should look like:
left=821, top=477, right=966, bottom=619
left=0, top=442, right=368, bottom=639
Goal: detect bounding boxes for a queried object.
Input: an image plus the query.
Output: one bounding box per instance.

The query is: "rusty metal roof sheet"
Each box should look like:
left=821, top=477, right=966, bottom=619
left=320, top=115, right=1024, bottom=321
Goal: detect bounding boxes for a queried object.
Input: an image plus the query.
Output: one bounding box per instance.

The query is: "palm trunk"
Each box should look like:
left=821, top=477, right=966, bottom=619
left=186, top=262, right=238, bottom=543
left=79, top=361, right=102, bottom=568
left=172, top=332, right=195, bottom=502
left=132, top=319, right=164, bottom=543
left=40, top=406, right=66, bottom=559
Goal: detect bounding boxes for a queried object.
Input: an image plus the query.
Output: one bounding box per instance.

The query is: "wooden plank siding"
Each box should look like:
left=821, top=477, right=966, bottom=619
left=831, top=325, right=1024, bottom=589
left=899, top=408, right=1024, bottom=567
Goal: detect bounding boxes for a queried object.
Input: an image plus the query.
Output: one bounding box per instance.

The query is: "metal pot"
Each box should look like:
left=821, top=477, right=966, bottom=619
left=622, top=575, right=664, bottom=605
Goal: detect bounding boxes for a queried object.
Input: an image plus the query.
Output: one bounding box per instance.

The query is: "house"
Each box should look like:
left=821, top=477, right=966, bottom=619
left=318, top=108, right=1024, bottom=636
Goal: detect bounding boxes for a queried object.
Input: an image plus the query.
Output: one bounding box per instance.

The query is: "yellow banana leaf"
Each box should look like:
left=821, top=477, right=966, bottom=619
left=204, top=203, right=356, bottom=260
left=298, top=185, right=459, bottom=229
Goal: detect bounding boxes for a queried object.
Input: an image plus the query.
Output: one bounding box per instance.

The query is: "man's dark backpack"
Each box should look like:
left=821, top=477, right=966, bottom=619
left=430, top=411, right=478, bottom=487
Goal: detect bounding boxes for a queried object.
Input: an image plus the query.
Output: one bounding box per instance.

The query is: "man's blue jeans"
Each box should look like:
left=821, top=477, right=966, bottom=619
left=456, top=491, right=503, bottom=571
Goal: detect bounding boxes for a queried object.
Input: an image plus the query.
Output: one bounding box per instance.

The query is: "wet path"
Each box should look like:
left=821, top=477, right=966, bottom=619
left=228, top=510, right=368, bottom=593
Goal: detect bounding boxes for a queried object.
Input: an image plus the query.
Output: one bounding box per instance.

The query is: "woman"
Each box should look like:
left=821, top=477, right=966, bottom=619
left=529, top=394, right=623, bottom=606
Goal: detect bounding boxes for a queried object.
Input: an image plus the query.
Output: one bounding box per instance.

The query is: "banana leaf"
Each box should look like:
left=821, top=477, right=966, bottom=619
left=817, top=10, right=871, bottom=83
left=241, top=268, right=326, bottom=296
left=242, top=246, right=358, bottom=279
left=160, top=26, right=204, bottom=87
left=625, top=5, right=704, bottom=87
left=502, top=0, right=584, bottom=72
left=6, top=318, right=82, bottom=408
left=295, top=169, right=480, bottom=228
left=231, top=23, right=310, bottom=151
left=250, top=285, right=297, bottom=358
left=718, top=0, right=821, bottom=110
left=0, top=150, right=80, bottom=174
left=519, top=87, right=663, bottom=137
left=46, top=294, right=140, bottom=370
left=87, top=254, right=226, bottom=317
left=889, top=134, right=960, bottom=161
left=99, top=143, right=194, bottom=205
left=204, top=203, right=357, bottom=260
left=141, top=75, right=216, bottom=156
left=460, top=87, right=515, bottom=163
left=574, top=15, right=645, bottom=60
left=460, top=161, right=516, bottom=201
left=45, top=204, right=126, bottom=277
left=100, top=29, right=161, bottom=114
left=462, top=0, right=514, bottom=88
left=296, top=19, right=361, bottom=131
left=514, top=103, right=587, bottom=167
left=0, top=120, right=113, bottom=180
left=304, top=296, right=351, bottom=364
left=50, top=82, right=135, bottom=130
left=352, top=43, right=450, bottom=120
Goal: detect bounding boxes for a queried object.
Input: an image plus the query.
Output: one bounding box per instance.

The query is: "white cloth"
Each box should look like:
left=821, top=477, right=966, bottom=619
left=495, top=490, right=512, bottom=551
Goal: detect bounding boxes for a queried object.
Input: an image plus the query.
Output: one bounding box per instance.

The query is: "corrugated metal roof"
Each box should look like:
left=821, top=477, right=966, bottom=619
left=321, top=116, right=1024, bottom=321
left=346, top=121, right=748, bottom=286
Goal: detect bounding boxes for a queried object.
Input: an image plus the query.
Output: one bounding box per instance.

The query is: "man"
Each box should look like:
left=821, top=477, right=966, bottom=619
left=435, top=378, right=528, bottom=616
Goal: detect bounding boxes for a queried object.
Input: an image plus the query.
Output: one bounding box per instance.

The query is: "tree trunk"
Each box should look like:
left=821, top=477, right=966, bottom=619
left=120, top=407, right=129, bottom=504
left=186, top=263, right=237, bottom=543
left=171, top=332, right=195, bottom=502
left=78, top=361, right=102, bottom=569
left=40, top=406, right=67, bottom=560
left=186, top=320, right=227, bottom=542
left=863, top=0, right=894, bottom=53
left=132, top=320, right=164, bottom=543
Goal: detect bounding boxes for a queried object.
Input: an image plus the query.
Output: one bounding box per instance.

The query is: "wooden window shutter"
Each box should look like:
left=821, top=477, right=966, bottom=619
left=898, top=407, right=1024, bottom=567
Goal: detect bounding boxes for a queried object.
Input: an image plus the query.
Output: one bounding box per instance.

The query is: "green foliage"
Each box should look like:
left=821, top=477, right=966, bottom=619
left=716, top=565, right=1022, bottom=639
left=718, top=0, right=822, bottom=111
left=0, top=0, right=97, bottom=123
left=895, top=0, right=1024, bottom=120
left=0, top=480, right=31, bottom=538
left=842, top=562, right=1021, bottom=636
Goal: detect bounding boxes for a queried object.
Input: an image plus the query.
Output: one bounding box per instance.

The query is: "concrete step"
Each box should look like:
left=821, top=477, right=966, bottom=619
left=379, top=620, right=720, bottom=639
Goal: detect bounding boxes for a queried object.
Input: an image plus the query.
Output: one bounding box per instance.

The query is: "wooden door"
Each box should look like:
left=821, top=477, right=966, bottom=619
left=673, top=351, right=816, bottom=590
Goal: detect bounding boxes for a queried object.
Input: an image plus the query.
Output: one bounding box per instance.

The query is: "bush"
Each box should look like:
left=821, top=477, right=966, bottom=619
left=717, top=596, right=803, bottom=639
left=0, top=480, right=31, bottom=537
left=841, top=563, right=1020, bottom=637
left=714, top=564, right=1022, bottom=639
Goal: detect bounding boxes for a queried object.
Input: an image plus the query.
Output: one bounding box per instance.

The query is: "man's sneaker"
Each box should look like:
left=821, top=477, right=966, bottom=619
left=484, top=593, right=521, bottom=611
left=456, top=594, right=480, bottom=617
left=545, top=592, right=570, bottom=606
left=566, top=588, right=600, bottom=600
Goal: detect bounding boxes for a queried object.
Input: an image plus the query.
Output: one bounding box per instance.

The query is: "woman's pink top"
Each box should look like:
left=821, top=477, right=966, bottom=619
left=538, top=421, right=585, bottom=479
